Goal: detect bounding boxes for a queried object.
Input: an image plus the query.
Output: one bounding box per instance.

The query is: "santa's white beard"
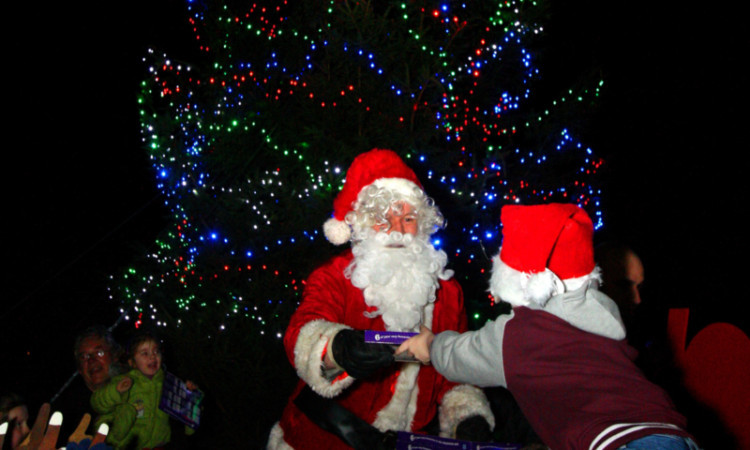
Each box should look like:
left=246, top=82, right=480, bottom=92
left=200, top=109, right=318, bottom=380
left=345, top=229, right=453, bottom=331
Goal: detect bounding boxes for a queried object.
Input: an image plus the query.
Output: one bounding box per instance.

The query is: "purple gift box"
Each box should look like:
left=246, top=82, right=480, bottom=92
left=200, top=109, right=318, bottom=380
left=395, top=431, right=521, bottom=449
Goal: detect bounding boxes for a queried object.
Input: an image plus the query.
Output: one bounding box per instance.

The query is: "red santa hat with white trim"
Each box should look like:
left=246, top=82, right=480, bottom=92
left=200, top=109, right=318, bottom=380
left=489, top=203, right=599, bottom=307
left=323, top=148, right=423, bottom=245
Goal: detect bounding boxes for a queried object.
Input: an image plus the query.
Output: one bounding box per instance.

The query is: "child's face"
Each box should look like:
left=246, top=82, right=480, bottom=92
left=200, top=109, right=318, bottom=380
left=129, top=340, right=162, bottom=379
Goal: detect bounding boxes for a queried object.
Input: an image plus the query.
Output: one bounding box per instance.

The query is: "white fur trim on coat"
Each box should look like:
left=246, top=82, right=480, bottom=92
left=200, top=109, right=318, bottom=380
left=372, top=301, right=434, bottom=431
left=439, top=384, right=495, bottom=438
left=294, top=319, right=355, bottom=398
left=266, top=422, right=293, bottom=450
left=372, top=362, right=421, bottom=432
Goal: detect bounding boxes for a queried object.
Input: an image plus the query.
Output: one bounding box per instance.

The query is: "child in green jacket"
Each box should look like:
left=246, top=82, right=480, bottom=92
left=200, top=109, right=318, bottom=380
left=91, top=332, right=198, bottom=449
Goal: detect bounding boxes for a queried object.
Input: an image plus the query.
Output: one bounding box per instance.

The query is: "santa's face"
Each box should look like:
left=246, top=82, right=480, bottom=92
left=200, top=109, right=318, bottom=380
left=372, top=202, right=418, bottom=238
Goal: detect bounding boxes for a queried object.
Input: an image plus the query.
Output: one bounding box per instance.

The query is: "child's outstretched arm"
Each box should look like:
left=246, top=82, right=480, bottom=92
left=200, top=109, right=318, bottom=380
left=396, top=326, right=434, bottom=363
left=429, top=316, right=513, bottom=388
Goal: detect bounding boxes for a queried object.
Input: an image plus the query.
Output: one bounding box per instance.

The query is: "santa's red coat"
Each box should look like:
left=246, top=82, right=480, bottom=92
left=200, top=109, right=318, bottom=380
left=268, top=250, right=492, bottom=449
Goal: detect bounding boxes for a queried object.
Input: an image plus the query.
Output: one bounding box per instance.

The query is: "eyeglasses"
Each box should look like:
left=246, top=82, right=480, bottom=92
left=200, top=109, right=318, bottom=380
left=77, top=349, right=107, bottom=364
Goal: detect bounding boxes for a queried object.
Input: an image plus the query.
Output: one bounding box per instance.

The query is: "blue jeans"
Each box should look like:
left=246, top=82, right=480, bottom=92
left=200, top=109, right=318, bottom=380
left=619, top=434, right=701, bottom=449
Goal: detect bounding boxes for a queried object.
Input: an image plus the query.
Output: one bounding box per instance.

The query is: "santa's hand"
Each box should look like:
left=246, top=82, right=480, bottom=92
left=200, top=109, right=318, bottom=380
left=455, top=415, right=493, bottom=443
left=331, top=329, right=395, bottom=379
left=395, top=326, right=434, bottom=364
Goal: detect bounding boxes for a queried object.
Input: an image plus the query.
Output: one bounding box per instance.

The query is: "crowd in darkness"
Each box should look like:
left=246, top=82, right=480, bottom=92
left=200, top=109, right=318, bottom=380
left=1, top=326, right=199, bottom=449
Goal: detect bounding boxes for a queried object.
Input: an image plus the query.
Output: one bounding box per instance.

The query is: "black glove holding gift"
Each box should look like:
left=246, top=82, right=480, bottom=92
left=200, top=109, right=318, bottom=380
left=455, top=415, right=493, bottom=443
left=331, top=329, right=395, bottom=379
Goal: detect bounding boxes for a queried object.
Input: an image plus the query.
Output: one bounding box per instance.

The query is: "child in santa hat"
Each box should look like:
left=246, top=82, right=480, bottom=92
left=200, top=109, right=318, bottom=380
left=397, top=203, right=699, bottom=450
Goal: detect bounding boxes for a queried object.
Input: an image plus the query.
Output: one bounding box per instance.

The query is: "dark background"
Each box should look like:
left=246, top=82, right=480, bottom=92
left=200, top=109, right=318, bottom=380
left=3, top=0, right=747, bottom=438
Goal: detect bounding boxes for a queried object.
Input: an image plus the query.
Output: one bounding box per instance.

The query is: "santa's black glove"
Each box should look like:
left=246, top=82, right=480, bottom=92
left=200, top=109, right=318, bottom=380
left=331, top=329, right=395, bottom=379
left=376, top=430, right=398, bottom=450
left=455, top=415, right=493, bottom=443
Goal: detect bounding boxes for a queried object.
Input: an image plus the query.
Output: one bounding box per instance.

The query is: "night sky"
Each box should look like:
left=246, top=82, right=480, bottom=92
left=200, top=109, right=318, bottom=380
left=4, top=0, right=747, bottom=409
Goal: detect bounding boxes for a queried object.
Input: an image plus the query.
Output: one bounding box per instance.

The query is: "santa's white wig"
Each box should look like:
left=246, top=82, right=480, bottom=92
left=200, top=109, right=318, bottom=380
left=346, top=179, right=445, bottom=243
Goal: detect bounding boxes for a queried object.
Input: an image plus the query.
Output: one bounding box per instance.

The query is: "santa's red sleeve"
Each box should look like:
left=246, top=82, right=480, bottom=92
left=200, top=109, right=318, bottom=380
left=283, top=255, right=357, bottom=398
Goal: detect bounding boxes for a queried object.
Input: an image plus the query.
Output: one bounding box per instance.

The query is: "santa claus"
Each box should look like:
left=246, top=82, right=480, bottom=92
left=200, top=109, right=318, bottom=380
left=267, top=149, right=494, bottom=449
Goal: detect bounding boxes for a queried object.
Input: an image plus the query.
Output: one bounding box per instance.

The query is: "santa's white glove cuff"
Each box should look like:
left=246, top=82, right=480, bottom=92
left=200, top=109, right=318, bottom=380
left=294, top=320, right=355, bottom=398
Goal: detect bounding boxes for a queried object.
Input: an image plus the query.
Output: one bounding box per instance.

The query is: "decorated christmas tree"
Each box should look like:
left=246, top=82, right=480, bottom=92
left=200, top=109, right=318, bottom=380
left=108, top=0, right=603, bottom=444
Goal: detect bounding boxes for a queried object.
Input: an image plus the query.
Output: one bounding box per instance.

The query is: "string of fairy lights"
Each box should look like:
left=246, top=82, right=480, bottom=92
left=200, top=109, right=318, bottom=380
left=108, top=0, right=604, bottom=336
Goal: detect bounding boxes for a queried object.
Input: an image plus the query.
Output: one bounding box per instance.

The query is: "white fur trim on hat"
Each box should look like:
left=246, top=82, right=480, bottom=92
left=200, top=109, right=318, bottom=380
left=293, top=320, right=355, bottom=397
left=490, top=253, right=603, bottom=308
left=323, top=217, right=352, bottom=245
left=371, top=177, right=422, bottom=199
left=489, top=254, right=564, bottom=307
left=439, top=384, right=495, bottom=438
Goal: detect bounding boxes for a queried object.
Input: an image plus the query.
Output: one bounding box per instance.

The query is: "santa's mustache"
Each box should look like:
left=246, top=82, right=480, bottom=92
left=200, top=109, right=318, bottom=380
left=368, top=230, right=416, bottom=249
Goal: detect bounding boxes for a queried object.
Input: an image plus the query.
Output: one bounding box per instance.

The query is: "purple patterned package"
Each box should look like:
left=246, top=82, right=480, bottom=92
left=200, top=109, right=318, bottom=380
left=395, top=431, right=521, bottom=449
left=364, top=330, right=418, bottom=345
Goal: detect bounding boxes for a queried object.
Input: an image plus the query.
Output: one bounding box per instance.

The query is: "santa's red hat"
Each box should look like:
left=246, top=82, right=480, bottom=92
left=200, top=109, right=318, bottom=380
left=323, top=149, right=423, bottom=245
left=490, top=203, right=598, bottom=307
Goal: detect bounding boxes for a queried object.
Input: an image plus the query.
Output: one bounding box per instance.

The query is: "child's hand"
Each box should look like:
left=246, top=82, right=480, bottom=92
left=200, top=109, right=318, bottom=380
left=396, top=326, right=434, bottom=364
left=116, top=377, right=133, bottom=393
left=185, top=380, right=199, bottom=391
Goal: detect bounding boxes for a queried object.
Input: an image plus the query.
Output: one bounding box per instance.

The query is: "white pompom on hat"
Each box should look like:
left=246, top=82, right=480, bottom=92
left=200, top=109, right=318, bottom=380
left=323, top=149, right=422, bottom=245
left=490, top=203, right=597, bottom=307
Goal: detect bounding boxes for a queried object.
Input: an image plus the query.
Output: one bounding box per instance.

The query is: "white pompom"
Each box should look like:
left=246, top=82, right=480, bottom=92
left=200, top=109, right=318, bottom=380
left=323, top=218, right=351, bottom=245
left=490, top=254, right=563, bottom=307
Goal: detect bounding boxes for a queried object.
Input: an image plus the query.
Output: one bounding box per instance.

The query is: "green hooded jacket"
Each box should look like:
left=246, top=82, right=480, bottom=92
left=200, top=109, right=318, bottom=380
left=91, top=368, right=171, bottom=449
